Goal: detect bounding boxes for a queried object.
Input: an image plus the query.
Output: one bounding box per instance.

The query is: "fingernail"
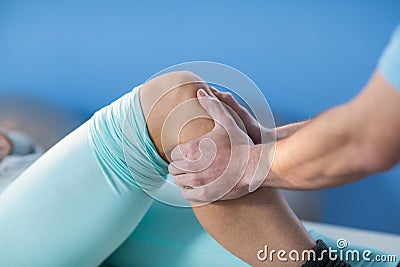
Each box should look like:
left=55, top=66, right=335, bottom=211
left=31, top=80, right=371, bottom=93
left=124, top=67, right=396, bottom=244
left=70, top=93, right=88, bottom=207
left=198, top=89, right=208, bottom=97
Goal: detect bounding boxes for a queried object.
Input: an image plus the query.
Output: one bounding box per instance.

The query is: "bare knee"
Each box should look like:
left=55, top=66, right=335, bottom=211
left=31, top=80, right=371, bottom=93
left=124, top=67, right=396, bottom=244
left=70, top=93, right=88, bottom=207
left=139, top=71, right=207, bottom=113
left=139, top=71, right=214, bottom=161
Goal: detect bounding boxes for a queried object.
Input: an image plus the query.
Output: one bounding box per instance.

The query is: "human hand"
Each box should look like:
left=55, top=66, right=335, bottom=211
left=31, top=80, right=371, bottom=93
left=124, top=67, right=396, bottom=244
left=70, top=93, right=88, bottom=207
left=169, top=89, right=273, bottom=202
left=209, top=87, right=269, bottom=144
left=209, top=87, right=309, bottom=142
left=0, top=133, right=12, bottom=161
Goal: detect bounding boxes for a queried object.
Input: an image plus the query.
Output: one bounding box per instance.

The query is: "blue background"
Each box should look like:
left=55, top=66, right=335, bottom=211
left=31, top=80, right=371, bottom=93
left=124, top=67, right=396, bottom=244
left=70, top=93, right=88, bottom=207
left=0, top=0, right=399, bottom=234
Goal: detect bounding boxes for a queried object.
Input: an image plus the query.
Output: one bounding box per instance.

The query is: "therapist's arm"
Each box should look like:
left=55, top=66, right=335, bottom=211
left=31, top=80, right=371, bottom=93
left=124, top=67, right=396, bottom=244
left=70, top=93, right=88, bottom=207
left=170, top=71, right=400, bottom=200
left=267, top=71, right=400, bottom=190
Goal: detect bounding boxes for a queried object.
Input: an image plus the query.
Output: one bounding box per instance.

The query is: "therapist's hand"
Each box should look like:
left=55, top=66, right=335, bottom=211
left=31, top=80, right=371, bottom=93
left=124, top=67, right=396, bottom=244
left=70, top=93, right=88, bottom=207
left=169, top=89, right=273, bottom=202
left=209, top=87, right=310, bottom=142
left=209, top=87, right=268, bottom=144
left=0, top=133, right=12, bottom=160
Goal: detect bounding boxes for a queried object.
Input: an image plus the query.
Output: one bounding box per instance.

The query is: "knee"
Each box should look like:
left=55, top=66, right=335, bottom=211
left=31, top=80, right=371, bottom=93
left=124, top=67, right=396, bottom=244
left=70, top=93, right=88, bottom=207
left=139, top=71, right=209, bottom=117
left=139, top=71, right=214, bottom=161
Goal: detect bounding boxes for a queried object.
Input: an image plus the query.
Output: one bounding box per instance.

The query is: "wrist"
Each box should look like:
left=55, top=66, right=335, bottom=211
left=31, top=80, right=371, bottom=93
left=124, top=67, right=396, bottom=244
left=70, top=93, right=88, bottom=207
left=246, top=143, right=275, bottom=192
left=262, top=165, right=285, bottom=188
left=250, top=125, right=274, bottom=145
left=275, top=120, right=311, bottom=141
left=263, top=140, right=299, bottom=189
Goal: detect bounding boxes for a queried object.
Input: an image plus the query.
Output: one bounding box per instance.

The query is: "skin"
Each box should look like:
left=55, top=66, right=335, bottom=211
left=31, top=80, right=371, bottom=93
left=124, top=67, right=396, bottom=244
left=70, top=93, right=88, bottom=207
left=168, top=87, right=310, bottom=201
left=208, top=86, right=310, bottom=143
left=0, top=133, right=12, bottom=160
left=169, top=70, right=400, bottom=201
left=139, top=71, right=316, bottom=266
left=269, top=71, right=400, bottom=189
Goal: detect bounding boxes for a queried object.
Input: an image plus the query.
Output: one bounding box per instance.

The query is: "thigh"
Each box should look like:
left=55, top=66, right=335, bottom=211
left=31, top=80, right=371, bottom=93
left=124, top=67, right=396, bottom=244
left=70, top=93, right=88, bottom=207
left=0, top=123, right=153, bottom=267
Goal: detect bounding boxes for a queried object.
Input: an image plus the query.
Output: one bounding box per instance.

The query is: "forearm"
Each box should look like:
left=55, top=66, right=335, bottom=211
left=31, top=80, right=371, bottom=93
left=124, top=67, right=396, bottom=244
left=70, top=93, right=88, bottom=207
left=264, top=71, right=400, bottom=190
left=275, top=120, right=310, bottom=140
left=266, top=105, right=368, bottom=190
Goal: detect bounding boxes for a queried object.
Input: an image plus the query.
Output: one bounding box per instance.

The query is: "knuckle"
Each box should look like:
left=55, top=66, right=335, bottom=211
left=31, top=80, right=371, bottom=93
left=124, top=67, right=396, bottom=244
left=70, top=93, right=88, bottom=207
left=198, top=189, right=207, bottom=201
left=173, top=176, right=181, bottom=186
left=171, top=145, right=179, bottom=155
left=188, top=142, right=198, bottom=153
left=184, top=161, right=196, bottom=172
left=169, top=163, right=181, bottom=174
left=187, top=150, right=200, bottom=161
left=199, top=187, right=211, bottom=201
left=190, top=174, right=203, bottom=187
left=225, top=92, right=234, bottom=99
left=174, top=145, right=183, bottom=155
left=220, top=91, right=232, bottom=97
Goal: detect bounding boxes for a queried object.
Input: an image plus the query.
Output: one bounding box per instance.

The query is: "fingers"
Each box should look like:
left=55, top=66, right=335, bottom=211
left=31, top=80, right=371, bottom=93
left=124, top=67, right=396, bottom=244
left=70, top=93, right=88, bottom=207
left=168, top=160, right=188, bottom=175
left=173, top=173, right=207, bottom=188
left=209, top=87, right=261, bottom=139
left=168, top=159, right=207, bottom=175
left=168, top=156, right=214, bottom=176
left=181, top=188, right=205, bottom=202
left=170, top=133, right=217, bottom=172
left=174, top=171, right=243, bottom=202
left=209, top=86, right=219, bottom=95
left=197, top=89, right=236, bottom=128
left=180, top=182, right=238, bottom=202
left=170, top=138, right=201, bottom=161
left=169, top=139, right=216, bottom=175
left=172, top=172, right=213, bottom=202
left=210, top=87, right=250, bottom=118
left=181, top=186, right=216, bottom=203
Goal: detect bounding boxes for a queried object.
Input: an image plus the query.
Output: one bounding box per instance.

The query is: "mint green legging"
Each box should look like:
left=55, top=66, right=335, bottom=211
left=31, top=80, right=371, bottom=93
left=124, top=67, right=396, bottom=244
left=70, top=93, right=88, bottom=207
left=0, top=86, right=246, bottom=266
left=0, top=122, right=153, bottom=266
left=0, top=122, right=247, bottom=267
left=103, top=199, right=399, bottom=267
left=0, top=85, right=397, bottom=266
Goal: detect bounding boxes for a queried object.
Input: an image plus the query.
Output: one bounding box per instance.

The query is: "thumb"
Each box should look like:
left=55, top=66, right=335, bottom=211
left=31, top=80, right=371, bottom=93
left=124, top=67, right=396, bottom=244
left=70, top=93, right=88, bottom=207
left=197, top=89, right=235, bottom=128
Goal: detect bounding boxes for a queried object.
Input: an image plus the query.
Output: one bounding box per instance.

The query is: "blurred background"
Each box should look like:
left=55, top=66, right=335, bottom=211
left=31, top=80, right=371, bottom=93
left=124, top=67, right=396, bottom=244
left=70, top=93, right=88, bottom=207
left=0, top=0, right=399, bottom=234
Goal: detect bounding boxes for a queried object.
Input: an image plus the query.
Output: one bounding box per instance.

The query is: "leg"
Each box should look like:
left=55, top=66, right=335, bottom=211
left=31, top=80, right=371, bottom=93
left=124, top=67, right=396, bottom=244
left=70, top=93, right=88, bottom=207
left=140, top=71, right=315, bottom=266
left=0, top=88, right=163, bottom=266
left=102, top=200, right=248, bottom=267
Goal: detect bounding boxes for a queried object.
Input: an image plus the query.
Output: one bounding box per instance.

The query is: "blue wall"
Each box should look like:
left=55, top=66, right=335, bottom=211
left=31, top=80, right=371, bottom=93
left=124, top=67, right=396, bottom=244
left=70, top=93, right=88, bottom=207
left=0, top=0, right=399, bottom=233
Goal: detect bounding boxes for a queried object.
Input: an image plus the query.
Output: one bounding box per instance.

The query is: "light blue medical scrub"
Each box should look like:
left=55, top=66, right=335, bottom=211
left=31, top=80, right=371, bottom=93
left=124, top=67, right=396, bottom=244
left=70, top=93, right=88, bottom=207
left=378, top=24, right=400, bottom=90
